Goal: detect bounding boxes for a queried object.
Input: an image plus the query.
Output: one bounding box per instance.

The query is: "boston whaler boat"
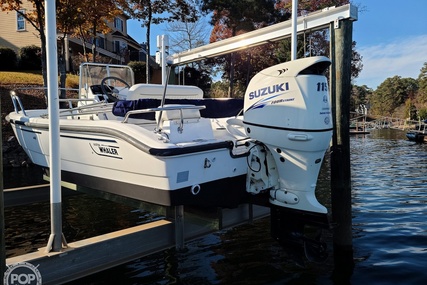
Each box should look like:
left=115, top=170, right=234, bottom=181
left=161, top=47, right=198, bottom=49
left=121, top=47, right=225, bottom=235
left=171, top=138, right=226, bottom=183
left=7, top=56, right=333, bottom=225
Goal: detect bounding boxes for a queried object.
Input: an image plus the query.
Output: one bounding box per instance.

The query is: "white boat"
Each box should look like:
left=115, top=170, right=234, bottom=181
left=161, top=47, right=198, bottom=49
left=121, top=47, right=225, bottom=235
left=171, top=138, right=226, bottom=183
left=7, top=56, right=333, bottom=219
left=406, top=121, right=427, bottom=143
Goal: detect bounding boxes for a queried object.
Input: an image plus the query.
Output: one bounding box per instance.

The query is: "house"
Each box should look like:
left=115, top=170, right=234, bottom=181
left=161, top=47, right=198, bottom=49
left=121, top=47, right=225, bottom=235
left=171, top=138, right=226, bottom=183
left=0, top=1, right=151, bottom=73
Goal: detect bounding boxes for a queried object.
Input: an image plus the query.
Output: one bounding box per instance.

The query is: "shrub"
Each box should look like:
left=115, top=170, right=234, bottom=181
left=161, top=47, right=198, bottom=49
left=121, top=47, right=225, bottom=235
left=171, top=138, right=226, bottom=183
left=0, top=47, right=17, bottom=70
left=65, top=74, right=79, bottom=89
left=128, top=61, right=150, bottom=83
left=19, top=45, right=42, bottom=70
left=418, top=107, right=427, bottom=120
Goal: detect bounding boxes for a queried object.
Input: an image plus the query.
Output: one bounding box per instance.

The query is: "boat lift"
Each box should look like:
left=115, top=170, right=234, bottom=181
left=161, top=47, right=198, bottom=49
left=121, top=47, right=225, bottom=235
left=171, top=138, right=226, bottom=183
left=3, top=3, right=358, bottom=284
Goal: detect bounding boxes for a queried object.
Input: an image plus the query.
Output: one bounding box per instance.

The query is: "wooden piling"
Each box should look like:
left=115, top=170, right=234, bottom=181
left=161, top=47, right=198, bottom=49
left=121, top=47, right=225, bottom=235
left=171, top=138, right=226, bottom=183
left=1, top=97, right=5, bottom=285
left=330, top=18, right=355, bottom=282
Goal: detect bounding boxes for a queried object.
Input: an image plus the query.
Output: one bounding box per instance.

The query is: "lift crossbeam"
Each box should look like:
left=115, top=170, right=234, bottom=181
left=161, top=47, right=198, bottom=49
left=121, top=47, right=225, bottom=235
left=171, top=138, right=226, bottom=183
left=172, top=4, right=357, bottom=65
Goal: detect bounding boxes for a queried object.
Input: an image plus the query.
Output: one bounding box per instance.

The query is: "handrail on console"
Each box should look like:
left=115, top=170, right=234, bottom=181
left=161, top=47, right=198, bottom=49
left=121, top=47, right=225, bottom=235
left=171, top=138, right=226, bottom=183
left=10, top=91, right=27, bottom=116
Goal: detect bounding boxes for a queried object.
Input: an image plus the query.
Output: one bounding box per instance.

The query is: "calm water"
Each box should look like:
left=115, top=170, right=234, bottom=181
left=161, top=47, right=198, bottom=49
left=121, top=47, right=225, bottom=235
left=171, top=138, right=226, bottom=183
left=3, top=129, right=427, bottom=284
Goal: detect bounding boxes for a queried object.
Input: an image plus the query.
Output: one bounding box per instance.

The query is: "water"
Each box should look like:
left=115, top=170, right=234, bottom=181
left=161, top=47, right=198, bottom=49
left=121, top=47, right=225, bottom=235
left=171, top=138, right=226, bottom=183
left=3, top=129, right=427, bottom=284
left=349, top=129, right=427, bottom=285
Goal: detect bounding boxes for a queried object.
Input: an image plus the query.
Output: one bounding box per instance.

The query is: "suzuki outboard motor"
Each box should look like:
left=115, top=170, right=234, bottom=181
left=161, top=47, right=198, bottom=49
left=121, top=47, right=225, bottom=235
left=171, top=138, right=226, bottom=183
left=243, top=56, right=332, bottom=258
left=243, top=56, right=332, bottom=218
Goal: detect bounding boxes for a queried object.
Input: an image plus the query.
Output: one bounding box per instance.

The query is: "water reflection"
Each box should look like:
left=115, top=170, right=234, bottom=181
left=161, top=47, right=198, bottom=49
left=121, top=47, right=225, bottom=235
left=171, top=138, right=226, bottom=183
left=4, top=194, right=154, bottom=258
left=3, top=165, right=45, bottom=189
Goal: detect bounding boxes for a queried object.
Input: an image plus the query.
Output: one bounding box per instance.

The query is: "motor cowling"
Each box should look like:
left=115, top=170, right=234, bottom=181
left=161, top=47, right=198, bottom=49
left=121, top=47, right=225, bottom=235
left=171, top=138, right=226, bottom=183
left=243, top=56, right=332, bottom=215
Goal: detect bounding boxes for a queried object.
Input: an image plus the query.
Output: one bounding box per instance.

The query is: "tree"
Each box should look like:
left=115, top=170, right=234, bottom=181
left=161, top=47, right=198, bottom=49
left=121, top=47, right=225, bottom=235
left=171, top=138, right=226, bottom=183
left=201, top=0, right=283, bottom=97
left=370, top=76, right=418, bottom=116
left=351, top=84, right=372, bottom=113
left=68, top=1, right=123, bottom=63
left=404, top=98, right=417, bottom=120
left=417, top=62, right=427, bottom=103
left=274, top=0, right=362, bottom=80
left=125, top=0, right=198, bottom=83
left=178, top=66, right=212, bottom=91
left=0, top=0, right=124, bottom=98
left=418, top=107, right=427, bottom=120
left=165, top=16, right=209, bottom=55
left=165, top=16, right=213, bottom=92
left=201, top=0, right=363, bottom=96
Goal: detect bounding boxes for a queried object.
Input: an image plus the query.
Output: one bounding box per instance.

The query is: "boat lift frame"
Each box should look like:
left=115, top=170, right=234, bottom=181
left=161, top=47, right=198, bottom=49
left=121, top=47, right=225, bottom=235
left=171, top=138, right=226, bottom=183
left=168, top=5, right=357, bottom=64
left=3, top=4, right=358, bottom=284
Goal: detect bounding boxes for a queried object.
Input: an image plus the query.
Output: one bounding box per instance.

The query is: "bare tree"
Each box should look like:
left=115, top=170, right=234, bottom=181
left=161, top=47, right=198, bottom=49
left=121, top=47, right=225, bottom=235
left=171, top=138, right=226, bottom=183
left=125, top=0, right=198, bottom=83
left=165, top=17, right=210, bottom=54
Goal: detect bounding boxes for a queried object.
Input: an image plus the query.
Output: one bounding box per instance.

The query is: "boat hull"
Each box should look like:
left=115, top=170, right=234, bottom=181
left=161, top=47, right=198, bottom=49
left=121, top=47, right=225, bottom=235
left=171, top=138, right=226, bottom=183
left=9, top=112, right=253, bottom=207
left=56, top=169, right=250, bottom=207
left=406, top=131, right=426, bottom=143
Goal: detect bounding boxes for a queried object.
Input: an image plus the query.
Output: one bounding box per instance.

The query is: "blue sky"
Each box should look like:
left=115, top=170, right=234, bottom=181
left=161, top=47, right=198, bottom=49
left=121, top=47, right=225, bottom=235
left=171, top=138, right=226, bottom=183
left=352, top=0, right=427, bottom=89
left=128, top=0, right=427, bottom=89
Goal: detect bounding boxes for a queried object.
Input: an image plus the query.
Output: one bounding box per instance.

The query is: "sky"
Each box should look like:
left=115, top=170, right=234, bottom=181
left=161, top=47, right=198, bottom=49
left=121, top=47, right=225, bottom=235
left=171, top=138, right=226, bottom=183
left=127, top=0, right=427, bottom=90
left=352, top=0, right=427, bottom=89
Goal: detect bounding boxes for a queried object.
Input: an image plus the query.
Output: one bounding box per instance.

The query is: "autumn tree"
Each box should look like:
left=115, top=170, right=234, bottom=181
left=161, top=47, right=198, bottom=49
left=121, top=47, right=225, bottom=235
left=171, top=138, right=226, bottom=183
left=57, top=0, right=123, bottom=98
left=67, top=1, right=123, bottom=63
left=1, top=0, right=125, bottom=97
left=201, top=0, right=283, bottom=97
left=201, top=0, right=363, bottom=97
left=124, top=0, right=198, bottom=83
left=274, top=0, right=362, bottom=79
left=417, top=62, right=427, bottom=104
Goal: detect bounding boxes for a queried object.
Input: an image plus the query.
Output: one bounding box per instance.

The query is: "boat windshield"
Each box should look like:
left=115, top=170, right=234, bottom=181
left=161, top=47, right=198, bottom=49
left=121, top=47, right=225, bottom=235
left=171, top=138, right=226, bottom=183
left=79, top=63, right=134, bottom=92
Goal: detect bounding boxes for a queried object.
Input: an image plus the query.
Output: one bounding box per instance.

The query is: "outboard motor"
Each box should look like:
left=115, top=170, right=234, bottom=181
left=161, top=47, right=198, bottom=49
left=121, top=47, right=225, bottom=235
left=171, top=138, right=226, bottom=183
left=244, top=55, right=332, bottom=214
left=243, top=56, right=332, bottom=256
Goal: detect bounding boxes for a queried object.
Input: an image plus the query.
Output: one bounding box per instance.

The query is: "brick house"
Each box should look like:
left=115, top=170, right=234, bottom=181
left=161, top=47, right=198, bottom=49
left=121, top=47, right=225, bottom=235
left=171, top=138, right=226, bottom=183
left=0, top=1, right=149, bottom=72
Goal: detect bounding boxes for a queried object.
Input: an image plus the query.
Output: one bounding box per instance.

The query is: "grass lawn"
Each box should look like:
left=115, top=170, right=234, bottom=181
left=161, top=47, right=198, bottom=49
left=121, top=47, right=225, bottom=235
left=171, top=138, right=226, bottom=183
left=0, top=71, right=79, bottom=87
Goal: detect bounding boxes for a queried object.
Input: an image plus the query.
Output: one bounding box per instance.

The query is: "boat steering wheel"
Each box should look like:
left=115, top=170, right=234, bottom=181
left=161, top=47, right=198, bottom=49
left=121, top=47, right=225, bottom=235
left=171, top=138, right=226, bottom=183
left=100, top=76, right=131, bottom=102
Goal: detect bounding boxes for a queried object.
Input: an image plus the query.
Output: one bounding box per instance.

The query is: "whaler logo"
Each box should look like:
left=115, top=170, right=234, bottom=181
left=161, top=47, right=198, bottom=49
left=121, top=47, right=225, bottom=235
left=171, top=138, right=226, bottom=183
left=248, top=82, right=289, bottom=100
left=90, top=143, right=121, bottom=159
left=98, top=146, right=118, bottom=155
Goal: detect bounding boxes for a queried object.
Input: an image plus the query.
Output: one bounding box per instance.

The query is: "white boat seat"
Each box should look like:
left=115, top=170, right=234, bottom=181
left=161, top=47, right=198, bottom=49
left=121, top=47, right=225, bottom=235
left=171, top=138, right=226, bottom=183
left=156, top=105, right=214, bottom=143
left=156, top=104, right=201, bottom=122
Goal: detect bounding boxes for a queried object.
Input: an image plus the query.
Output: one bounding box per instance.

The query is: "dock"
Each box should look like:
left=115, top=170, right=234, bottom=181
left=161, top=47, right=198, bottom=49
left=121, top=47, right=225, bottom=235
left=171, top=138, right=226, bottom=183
left=5, top=180, right=269, bottom=284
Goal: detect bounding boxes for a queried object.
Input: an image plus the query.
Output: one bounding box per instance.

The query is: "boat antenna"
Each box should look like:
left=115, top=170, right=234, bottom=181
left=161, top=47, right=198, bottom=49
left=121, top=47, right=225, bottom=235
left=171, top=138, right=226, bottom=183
left=156, top=57, right=173, bottom=132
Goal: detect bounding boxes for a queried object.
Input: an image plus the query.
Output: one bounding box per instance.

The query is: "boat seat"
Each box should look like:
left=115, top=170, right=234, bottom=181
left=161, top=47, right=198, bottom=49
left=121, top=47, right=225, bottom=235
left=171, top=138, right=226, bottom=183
left=156, top=104, right=201, bottom=122
left=156, top=104, right=214, bottom=143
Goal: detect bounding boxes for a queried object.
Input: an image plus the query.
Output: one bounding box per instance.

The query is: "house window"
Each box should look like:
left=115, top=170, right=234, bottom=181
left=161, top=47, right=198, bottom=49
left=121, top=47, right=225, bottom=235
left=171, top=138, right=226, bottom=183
left=114, top=41, right=120, bottom=53
left=17, top=10, right=26, bottom=31
left=114, top=40, right=128, bottom=54
left=114, top=18, right=124, bottom=32
left=95, top=37, right=105, bottom=49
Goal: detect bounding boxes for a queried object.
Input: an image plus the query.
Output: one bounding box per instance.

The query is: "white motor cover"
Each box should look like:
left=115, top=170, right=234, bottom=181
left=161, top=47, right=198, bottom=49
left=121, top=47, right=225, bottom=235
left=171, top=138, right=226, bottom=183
left=243, top=56, right=332, bottom=214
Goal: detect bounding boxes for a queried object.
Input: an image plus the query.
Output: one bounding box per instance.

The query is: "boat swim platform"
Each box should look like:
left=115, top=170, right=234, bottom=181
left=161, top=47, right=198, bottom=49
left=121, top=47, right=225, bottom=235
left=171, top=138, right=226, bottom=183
left=6, top=179, right=270, bottom=285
